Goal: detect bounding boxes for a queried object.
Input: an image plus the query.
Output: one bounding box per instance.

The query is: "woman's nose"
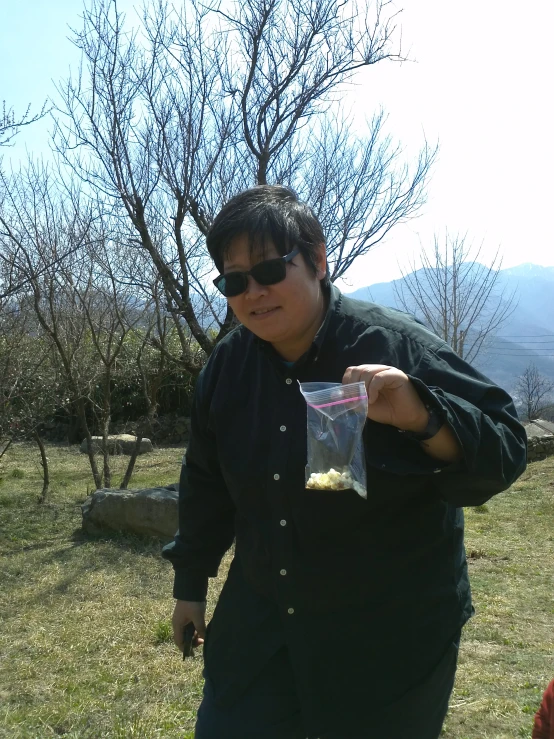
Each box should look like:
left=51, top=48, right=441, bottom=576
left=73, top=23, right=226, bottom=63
left=244, top=274, right=269, bottom=298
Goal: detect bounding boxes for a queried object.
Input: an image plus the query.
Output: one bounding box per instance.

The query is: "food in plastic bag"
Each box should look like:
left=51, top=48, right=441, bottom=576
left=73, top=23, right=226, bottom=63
left=299, top=381, right=368, bottom=499
left=306, top=468, right=366, bottom=497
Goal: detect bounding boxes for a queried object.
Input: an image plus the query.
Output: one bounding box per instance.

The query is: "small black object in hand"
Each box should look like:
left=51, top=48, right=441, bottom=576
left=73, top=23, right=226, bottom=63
left=182, top=622, right=196, bottom=660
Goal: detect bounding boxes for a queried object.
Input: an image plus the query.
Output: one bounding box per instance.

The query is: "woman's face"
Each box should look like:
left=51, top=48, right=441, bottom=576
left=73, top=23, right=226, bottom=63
left=222, top=234, right=327, bottom=357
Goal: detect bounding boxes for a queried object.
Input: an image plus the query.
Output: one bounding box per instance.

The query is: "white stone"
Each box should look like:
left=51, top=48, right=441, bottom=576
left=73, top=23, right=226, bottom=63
left=79, top=434, right=153, bottom=455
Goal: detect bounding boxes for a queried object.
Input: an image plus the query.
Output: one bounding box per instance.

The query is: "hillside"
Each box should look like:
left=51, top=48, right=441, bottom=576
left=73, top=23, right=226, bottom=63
left=346, top=263, right=554, bottom=392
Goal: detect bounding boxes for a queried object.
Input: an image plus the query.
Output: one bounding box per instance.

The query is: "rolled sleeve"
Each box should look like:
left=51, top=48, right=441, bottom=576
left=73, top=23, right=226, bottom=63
left=409, top=345, right=527, bottom=506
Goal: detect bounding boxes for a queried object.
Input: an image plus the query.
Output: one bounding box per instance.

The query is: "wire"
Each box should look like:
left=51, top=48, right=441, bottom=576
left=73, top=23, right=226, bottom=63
left=487, top=341, right=554, bottom=345
left=480, top=352, right=554, bottom=359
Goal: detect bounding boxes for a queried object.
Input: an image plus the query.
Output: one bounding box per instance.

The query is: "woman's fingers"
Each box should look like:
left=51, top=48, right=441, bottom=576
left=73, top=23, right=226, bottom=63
left=172, top=618, right=188, bottom=650
left=342, top=364, right=428, bottom=428
left=195, top=612, right=207, bottom=639
left=343, top=365, right=406, bottom=404
left=366, top=371, right=387, bottom=404
left=366, top=368, right=406, bottom=404
left=172, top=600, right=207, bottom=651
left=342, top=364, right=391, bottom=387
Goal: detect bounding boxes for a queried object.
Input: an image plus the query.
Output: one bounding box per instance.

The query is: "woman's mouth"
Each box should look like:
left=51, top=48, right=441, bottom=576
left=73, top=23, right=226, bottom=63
left=250, top=307, right=281, bottom=318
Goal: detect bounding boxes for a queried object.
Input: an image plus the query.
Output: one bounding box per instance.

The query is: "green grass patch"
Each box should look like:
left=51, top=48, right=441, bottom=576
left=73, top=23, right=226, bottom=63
left=1, top=443, right=553, bottom=738
left=153, top=619, right=173, bottom=645
left=474, top=503, right=489, bottom=514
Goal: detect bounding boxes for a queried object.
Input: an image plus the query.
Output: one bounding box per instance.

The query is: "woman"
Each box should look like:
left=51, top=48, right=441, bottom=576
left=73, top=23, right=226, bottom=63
left=162, top=185, right=527, bottom=739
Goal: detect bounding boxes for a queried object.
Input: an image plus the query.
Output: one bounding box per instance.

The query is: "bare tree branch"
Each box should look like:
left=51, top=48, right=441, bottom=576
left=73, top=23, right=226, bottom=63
left=0, top=100, right=49, bottom=148
left=43, top=0, right=432, bottom=366
left=395, top=232, right=517, bottom=363
left=515, top=364, right=554, bottom=422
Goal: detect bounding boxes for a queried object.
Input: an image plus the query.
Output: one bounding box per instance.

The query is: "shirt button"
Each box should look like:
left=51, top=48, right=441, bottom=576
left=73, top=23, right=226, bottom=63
left=274, top=473, right=280, bottom=480
left=287, top=607, right=295, bottom=615
left=280, top=519, right=287, bottom=527
left=280, top=569, right=287, bottom=576
left=280, top=425, right=286, bottom=432
left=285, top=378, right=293, bottom=385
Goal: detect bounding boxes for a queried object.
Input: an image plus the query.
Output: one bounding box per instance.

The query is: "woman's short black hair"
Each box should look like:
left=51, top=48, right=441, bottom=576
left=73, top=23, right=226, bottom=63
left=206, top=185, right=330, bottom=286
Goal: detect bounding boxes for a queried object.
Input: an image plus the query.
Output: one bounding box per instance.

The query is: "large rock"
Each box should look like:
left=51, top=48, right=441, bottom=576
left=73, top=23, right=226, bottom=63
left=81, top=485, right=179, bottom=539
left=524, top=419, right=554, bottom=462
left=79, top=434, right=153, bottom=455
left=524, top=419, right=554, bottom=438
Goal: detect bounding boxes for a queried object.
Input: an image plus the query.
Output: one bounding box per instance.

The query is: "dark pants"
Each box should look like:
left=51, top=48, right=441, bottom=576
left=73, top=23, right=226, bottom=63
left=194, top=633, right=460, bottom=739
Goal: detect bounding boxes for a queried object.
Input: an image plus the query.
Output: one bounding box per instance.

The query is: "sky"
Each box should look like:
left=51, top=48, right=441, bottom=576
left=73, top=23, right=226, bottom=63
left=1, top=0, right=553, bottom=291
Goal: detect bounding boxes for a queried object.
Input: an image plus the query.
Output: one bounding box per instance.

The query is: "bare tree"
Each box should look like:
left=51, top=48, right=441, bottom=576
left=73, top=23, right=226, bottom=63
left=395, top=232, right=516, bottom=363
left=0, top=160, right=189, bottom=490
left=0, top=296, right=63, bottom=502
left=54, top=0, right=233, bottom=369
left=515, top=364, right=554, bottom=422
left=78, top=233, right=183, bottom=490
left=52, top=0, right=435, bottom=364
left=119, top=278, right=183, bottom=489
left=73, top=250, right=145, bottom=489
left=296, top=113, right=434, bottom=280
left=0, top=100, right=48, bottom=148
left=0, top=162, right=113, bottom=488
left=0, top=160, right=91, bottom=301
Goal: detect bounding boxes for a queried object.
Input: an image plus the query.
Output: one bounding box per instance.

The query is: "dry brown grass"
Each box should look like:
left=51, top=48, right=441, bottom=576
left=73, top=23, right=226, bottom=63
left=0, top=443, right=553, bottom=738
left=0, top=443, right=228, bottom=738
left=443, top=456, right=554, bottom=738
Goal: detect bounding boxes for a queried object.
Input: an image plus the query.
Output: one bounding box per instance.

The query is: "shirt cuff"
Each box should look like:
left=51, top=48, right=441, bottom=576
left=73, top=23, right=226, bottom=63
left=173, top=569, right=209, bottom=602
left=406, top=375, right=447, bottom=419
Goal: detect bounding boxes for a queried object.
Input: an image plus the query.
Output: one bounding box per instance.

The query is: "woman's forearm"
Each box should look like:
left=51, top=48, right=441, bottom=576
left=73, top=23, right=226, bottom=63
left=419, top=423, right=464, bottom=464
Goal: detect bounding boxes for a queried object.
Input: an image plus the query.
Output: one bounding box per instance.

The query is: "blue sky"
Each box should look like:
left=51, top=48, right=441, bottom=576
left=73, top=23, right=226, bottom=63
left=2, top=0, right=553, bottom=290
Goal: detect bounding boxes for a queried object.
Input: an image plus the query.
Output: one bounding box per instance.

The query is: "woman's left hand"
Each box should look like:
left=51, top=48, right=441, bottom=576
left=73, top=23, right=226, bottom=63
left=342, top=364, right=429, bottom=432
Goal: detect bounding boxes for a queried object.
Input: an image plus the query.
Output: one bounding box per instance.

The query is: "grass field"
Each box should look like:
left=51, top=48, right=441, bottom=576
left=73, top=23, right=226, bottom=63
left=0, top=442, right=553, bottom=738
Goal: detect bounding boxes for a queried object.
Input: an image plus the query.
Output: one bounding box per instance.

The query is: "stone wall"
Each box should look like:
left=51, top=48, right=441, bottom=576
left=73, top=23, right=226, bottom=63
left=527, top=435, right=554, bottom=462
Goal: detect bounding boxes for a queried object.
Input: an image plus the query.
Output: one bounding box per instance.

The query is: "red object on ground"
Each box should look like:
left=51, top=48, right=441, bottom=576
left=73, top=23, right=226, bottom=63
left=533, top=680, right=554, bottom=739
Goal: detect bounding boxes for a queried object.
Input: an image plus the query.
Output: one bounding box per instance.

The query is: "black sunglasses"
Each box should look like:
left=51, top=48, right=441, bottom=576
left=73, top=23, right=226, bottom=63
left=213, top=247, right=300, bottom=298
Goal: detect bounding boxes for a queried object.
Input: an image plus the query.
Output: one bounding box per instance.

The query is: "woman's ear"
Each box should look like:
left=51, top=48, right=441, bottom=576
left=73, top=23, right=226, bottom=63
left=315, top=243, right=327, bottom=280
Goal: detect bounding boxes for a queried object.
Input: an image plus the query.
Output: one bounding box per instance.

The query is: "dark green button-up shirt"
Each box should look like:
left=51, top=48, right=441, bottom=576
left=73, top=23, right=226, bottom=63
left=163, top=284, right=527, bottom=734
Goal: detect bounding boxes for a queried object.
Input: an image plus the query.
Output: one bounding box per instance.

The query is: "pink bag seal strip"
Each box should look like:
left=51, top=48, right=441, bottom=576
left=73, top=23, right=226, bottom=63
left=307, top=395, right=367, bottom=409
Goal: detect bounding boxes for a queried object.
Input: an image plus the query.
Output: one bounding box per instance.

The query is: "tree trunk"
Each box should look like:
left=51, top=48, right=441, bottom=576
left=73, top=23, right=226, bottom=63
left=120, top=434, right=143, bottom=490
left=257, top=153, right=269, bottom=185
left=101, top=371, right=112, bottom=488
left=101, top=430, right=111, bottom=488
left=77, top=398, right=102, bottom=489
left=34, top=431, right=50, bottom=504
left=0, top=437, right=13, bottom=463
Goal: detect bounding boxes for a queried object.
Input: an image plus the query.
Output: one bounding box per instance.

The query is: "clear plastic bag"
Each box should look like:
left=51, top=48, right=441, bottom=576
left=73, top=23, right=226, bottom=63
left=299, top=381, right=368, bottom=499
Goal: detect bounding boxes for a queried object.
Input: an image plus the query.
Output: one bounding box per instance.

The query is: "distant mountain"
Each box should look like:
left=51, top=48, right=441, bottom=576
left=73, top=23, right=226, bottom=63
left=346, top=263, right=554, bottom=392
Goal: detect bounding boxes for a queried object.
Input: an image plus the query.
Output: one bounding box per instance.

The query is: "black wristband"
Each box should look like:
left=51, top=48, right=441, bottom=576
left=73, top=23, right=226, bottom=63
left=399, top=404, right=444, bottom=441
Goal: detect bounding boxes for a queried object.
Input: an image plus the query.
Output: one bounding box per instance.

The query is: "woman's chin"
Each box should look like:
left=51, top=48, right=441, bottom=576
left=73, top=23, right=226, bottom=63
left=246, top=321, right=288, bottom=345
